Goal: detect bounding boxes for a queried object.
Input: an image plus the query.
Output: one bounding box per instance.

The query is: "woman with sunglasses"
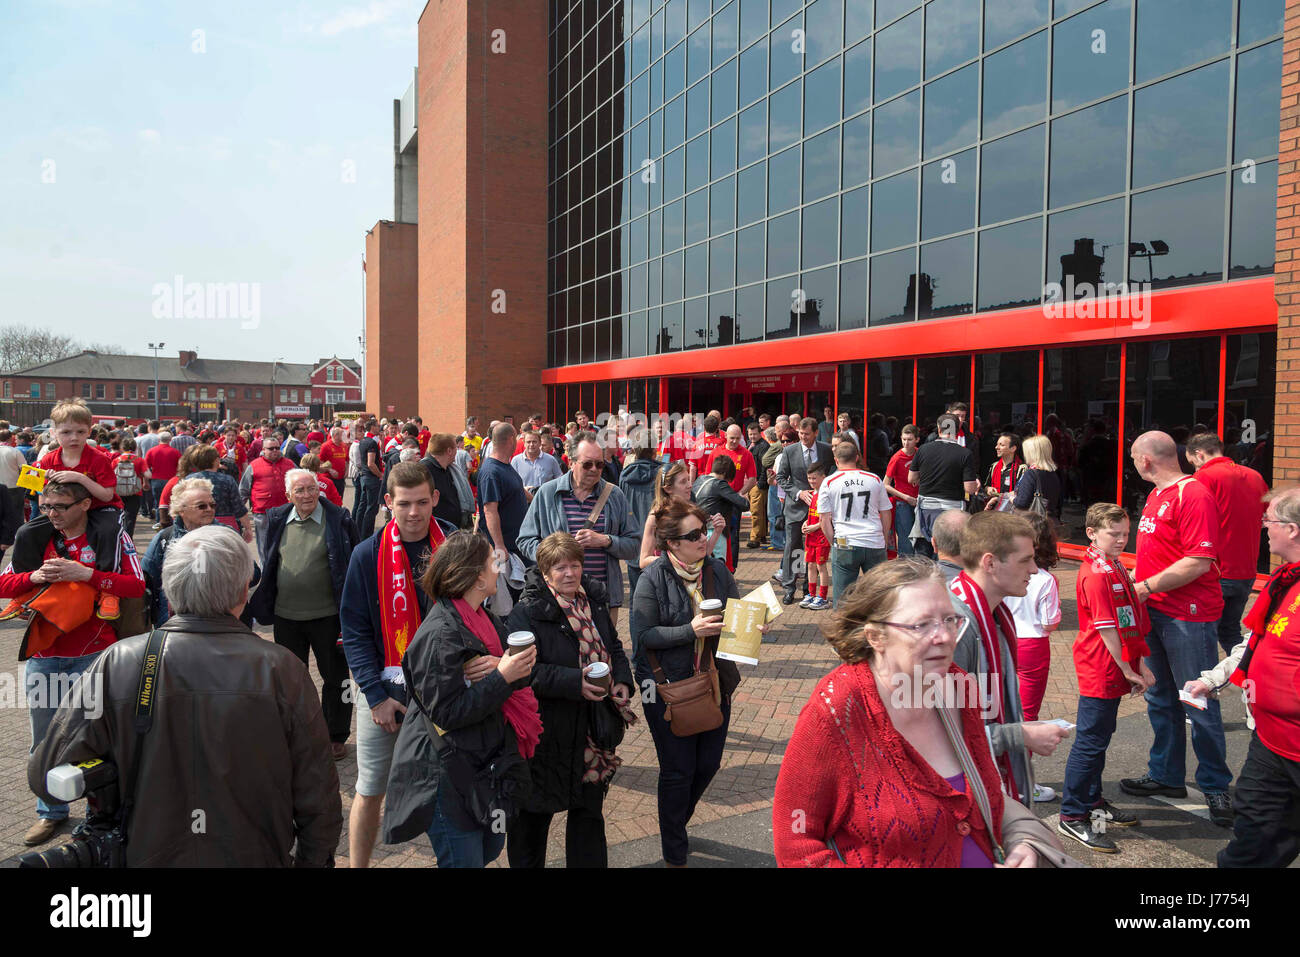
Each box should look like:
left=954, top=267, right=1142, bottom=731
left=631, top=499, right=751, bottom=867
left=141, top=476, right=226, bottom=624
left=774, top=557, right=1047, bottom=867
left=637, top=461, right=724, bottom=570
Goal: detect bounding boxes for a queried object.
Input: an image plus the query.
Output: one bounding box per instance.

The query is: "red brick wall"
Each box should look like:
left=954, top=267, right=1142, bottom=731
left=417, top=0, right=547, bottom=430
left=1277, top=0, right=1300, bottom=487
left=365, top=221, right=420, bottom=417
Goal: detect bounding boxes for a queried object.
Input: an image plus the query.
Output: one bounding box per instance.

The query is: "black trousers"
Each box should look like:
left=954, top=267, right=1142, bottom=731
left=120, top=495, right=142, bottom=540
left=1217, top=732, right=1300, bottom=868
left=272, top=614, right=352, bottom=743
left=507, top=789, right=608, bottom=868
left=641, top=690, right=731, bottom=865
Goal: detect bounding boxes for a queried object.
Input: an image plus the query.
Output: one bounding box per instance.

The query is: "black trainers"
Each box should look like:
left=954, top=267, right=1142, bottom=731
left=1119, top=774, right=1187, bottom=798
left=1205, top=792, right=1235, bottom=828
left=1094, top=800, right=1139, bottom=827
left=1057, top=817, right=1118, bottom=853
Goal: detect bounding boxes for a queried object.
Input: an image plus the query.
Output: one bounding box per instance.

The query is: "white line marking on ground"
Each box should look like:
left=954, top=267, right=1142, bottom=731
left=1146, top=786, right=1211, bottom=822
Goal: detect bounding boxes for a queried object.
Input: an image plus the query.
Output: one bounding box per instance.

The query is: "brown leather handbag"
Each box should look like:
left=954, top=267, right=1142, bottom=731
left=646, top=640, right=723, bottom=737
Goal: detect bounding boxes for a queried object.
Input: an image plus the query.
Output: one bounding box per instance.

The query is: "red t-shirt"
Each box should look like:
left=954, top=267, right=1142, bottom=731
left=418, top=429, right=431, bottom=455
left=804, top=494, right=829, bottom=548
left=657, top=432, right=693, bottom=463
left=307, top=430, right=326, bottom=444
left=885, top=450, right=918, bottom=498
left=1136, top=477, right=1223, bottom=622
left=704, top=445, right=757, bottom=493
left=38, top=444, right=122, bottom=509
left=319, top=440, right=350, bottom=480
left=690, top=433, right=725, bottom=466
left=0, top=531, right=144, bottom=658
left=215, top=438, right=247, bottom=473
left=1249, top=578, right=1300, bottom=761
left=316, top=473, right=343, bottom=506
left=144, top=444, right=182, bottom=482
left=1075, top=554, right=1148, bottom=698
left=1193, top=456, right=1269, bottom=580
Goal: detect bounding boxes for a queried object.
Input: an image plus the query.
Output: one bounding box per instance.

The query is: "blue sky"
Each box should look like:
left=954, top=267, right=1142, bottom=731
left=0, top=0, right=426, bottom=364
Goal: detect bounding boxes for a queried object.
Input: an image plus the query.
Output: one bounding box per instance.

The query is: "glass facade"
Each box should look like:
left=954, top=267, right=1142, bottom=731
left=547, top=0, right=1282, bottom=367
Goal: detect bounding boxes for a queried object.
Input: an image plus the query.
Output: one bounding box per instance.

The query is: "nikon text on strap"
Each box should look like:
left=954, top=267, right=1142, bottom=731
left=121, top=628, right=167, bottom=845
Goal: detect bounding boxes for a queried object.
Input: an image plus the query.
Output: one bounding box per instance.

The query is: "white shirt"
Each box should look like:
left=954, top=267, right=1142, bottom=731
left=816, top=468, right=893, bottom=548
left=0, top=445, right=26, bottom=487
left=1003, top=569, right=1061, bottom=638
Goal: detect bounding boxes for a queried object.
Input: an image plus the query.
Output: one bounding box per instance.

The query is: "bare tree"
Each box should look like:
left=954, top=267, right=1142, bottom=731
left=0, top=326, right=126, bottom=373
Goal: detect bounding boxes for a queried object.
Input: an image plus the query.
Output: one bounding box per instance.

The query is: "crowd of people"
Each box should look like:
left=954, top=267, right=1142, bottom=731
left=2, top=395, right=1294, bottom=870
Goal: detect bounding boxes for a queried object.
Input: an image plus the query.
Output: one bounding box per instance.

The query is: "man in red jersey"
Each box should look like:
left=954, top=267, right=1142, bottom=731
left=1186, top=432, right=1270, bottom=655
left=1120, top=430, right=1234, bottom=827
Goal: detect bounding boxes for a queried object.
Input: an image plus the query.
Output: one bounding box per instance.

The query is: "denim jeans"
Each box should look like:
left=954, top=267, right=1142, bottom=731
left=427, top=785, right=506, bottom=868
left=767, top=485, right=785, bottom=552
left=1060, top=695, right=1121, bottom=820
left=1217, top=578, right=1254, bottom=656
left=355, top=478, right=383, bottom=539
left=26, top=653, right=102, bottom=820
left=830, top=545, right=888, bottom=607
left=148, top=479, right=168, bottom=515
left=1143, top=608, right=1232, bottom=794
left=1217, top=733, right=1300, bottom=868
left=893, top=501, right=916, bottom=556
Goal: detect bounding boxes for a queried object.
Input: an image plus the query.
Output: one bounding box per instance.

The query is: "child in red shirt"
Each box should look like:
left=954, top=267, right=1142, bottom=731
left=37, top=401, right=120, bottom=510
left=800, top=464, right=831, bottom=610
left=1059, top=503, right=1155, bottom=853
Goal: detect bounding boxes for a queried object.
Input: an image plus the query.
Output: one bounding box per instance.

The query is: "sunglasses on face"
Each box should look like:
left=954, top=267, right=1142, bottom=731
left=578, top=460, right=603, bottom=471
left=670, top=527, right=706, bottom=542
left=185, top=501, right=215, bottom=511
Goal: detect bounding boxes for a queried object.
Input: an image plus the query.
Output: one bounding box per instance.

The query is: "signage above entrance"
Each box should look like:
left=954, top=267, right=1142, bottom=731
left=723, top=367, right=834, bottom=393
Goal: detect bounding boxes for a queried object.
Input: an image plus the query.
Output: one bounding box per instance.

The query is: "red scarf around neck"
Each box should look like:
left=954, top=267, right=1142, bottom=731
left=1084, top=544, right=1151, bottom=666
left=451, top=598, right=544, bottom=759
left=378, top=517, right=446, bottom=678
left=1234, top=559, right=1300, bottom=688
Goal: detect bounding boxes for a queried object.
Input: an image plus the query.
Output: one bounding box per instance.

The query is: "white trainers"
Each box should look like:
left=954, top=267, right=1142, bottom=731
left=1032, top=784, right=1058, bottom=803
left=798, top=594, right=815, bottom=608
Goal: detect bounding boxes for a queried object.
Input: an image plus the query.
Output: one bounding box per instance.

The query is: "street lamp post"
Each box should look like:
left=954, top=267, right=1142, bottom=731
left=269, top=357, right=285, bottom=420
left=148, top=342, right=165, bottom=420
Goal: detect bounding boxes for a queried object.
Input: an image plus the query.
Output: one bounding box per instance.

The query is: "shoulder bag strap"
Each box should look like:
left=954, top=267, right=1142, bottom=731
left=121, top=628, right=167, bottom=843
left=583, top=481, right=615, bottom=529
left=936, top=705, right=1007, bottom=865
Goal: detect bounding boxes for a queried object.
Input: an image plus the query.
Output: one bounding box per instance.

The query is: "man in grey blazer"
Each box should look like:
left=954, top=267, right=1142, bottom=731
left=775, top=417, right=836, bottom=605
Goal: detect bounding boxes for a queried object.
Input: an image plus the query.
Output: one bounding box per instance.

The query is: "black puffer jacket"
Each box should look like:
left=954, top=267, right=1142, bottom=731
left=382, top=597, right=531, bottom=844
left=505, top=567, right=634, bottom=814
left=630, top=553, right=741, bottom=692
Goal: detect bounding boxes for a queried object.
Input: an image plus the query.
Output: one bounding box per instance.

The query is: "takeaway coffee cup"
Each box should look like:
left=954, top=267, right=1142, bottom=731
left=506, top=631, right=535, bottom=656
left=699, top=599, right=723, bottom=616
left=586, top=661, right=611, bottom=695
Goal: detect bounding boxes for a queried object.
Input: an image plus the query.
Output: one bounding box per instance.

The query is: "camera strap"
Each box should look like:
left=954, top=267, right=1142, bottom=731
left=121, top=628, right=167, bottom=844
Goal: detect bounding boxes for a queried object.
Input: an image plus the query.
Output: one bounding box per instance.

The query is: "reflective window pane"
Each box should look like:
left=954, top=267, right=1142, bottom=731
left=803, top=126, right=841, bottom=201
left=738, top=41, right=767, bottom=107
left=924, top=0, right=979, bottom=77
left=841, top=185, right=870, bottom=259
left=685, top=242, right=709, bottom=297
left=804, top=57, right=843, bottom=136
left=735, top=282, right=765, bottom=343
left=973, top=349, right=1040, bottom=478
left=981, top=125, right=1045, bottom=225
left=872, top=168, right=919, bottom=252
left=802, top=196, right=840, bottom=267
left=770, top=14, right=804, bottom=89
left=739, top=0, right=769, bottom=49
left=710, top=233, right=736, bottom=290
left=1235, top=40, right=1283, bottom=162
left=1239, top=0, right=1284, bottom=46
left=769, top=79, right=802, bottom=151
left=684, top=296, right=708, bottom=349
left=663, top=249, right=684, bottom=300
left=1136, top=0, right=1231, bottom=83
left=879, top=0, right=922, bottom=24
left=710, top=175, right=736, bottom=233
left=846, top=1, right=873, bottom=43
left=687, top=79, right=710, bottom=138
left=1046, top=199, right=1125, bottom=295
left=1051, top=0, right=1131, bottom=113
left=658, top=300, right=683, bottom=351
left=686, top=133, right=710, bottom=191
left=738, top=99, right=767, bottom=165
left=840, top=257, right=869, bottom=328
left=978, top=217, right=1043, bottom=311
left=870, top=247, right=918, bottom=324
left=766, top=276, right=801, bottom=338
left=842, top=113, right=871, bottom=187
left=664, top=94, right=686, bottom=152
left=983, top=30, right=1047, bottom=138
left=867, top=359, right=915, bottom=429
left=1230, top=160, right=1276, bottom=277
left=874, top=9, right=922, bottom=101
left=711, top=117, right=737, bottom=178
left=873, top=89, right=920, bottom=176
left=1131, top=60, right=1229, bottom=188
left=688, top=23, right=711, bottom=86
left=663, top=198, right=685, bottom=251
left=921, top=148, right=974, bottom=240
left=713, top=0, right=739, bottom=63
left=844, top=40, right=872, bottom=116
left=1049, top=94, right=1127, bottom=208
left=767, top=209, right=800, bottom=276
left=916, top=356, right=971, bottom=426
left=1044, top=344, right=1119, bottom=540
left=984, top=0, right=1048, bottom=50
left=709, top=291, right=736, bottom=346
left=686, top=188, right=709, bottom=244
left=1224, top=331, right=1277, bottom=494
left=711, top=57, right=737, bottom=124
left=923, top=63, right=978, bottom=159
left=1129, top=174, right=1225, bottom=288
left=737, top=160, right=767, bottom=224
left=919, top=233, right=975, bottom=318
left=805, top=0, right=844, bottom=66
left=800, top=265, right=839, bottom=334
left=737, top=221, right=767, bottom=283
left=664, top=41, right=687, bottom=100
left=769, top=144, right=802, bottom=213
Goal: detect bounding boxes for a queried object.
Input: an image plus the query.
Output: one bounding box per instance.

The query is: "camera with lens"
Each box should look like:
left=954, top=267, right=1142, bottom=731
left=18, top=759, right=126, bottom=868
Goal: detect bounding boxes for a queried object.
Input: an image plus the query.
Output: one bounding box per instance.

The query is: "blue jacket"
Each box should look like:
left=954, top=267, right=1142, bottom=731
left=142, top=521, right=261, bottom=626
left=340, top=519, right=456, bottom=710
left=247, top=498, right=359, bottom=625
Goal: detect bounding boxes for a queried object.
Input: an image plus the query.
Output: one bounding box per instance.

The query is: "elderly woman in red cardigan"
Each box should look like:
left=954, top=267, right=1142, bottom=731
left=774, top=557, right=1041, bottom=867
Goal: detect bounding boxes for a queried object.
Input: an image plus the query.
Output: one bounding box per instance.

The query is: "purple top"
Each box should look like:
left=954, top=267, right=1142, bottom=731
left=944, top=773, right=994, bottom=868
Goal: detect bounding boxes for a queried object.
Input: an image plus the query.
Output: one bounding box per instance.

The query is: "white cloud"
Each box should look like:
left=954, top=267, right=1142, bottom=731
left=318, top=1, right=407, bottom=37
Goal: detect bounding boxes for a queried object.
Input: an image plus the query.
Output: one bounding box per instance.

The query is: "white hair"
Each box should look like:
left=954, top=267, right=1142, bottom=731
left=157, top=430, right=173, bottom=443
left=399, top=447, right=420, bottom=462
left=161, top=525, right=252, bottom=617
left=284, top=468, right=316, bottom=494
left=169, top=476, right=215, bottom=518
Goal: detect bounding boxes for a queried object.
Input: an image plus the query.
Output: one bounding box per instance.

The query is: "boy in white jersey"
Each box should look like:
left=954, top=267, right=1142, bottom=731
left=817, top=441, right=893, bottom=608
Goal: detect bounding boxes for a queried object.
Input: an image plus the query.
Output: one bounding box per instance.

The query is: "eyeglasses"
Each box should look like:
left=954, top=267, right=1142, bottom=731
left=1263, top=517, right=1294, bottom=527
left=38, top=503, right=77, bottom=515
left=578, top=460, right=603, bottom=471
left=185, top=501, right=215, bottom=511
left=871, top=616, right=964, bottom=639
left=291, top=486, right=320, bottom=494
left=670, top=527, right=707, bottom=543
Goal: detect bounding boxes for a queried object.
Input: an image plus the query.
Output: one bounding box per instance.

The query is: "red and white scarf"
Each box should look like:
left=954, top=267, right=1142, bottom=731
left=950, top=571, right=1021, bottom=801
left=1084, top=544, right=1151, bottom=667
left=377, top=517, right=446, bottom=684
left=1233, top=559, right=1300, bottom=689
